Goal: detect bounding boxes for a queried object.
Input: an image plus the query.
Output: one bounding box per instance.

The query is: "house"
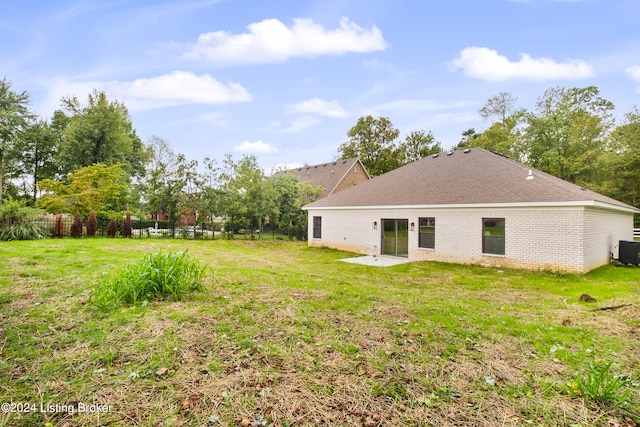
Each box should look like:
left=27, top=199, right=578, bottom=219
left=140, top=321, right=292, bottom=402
left=303, top=148, right=639, bottom=273
left=292, top=157, right=370, bottom=199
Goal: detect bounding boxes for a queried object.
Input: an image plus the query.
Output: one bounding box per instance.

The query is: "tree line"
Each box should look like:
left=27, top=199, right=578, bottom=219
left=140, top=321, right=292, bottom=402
left=0, top=77, right=321, bottom=237
left=2, top=75, right=639, bottom=234
left=337, top=87, right=640, bottom=214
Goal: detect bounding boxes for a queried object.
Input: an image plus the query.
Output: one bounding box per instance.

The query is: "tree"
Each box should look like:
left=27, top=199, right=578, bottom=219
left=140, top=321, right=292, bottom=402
left=397, top=130, right=442, bottom=164
left=55, top=90, right=146, bottom=177
left=219, top=154, right=275, bottom=238
left=479, top=91, right=518, bottom=125
left=467, top=92, right=526, bottom=158
left=8, top=118, right=59, bottom=203
left=0, top=77, right=32, bottom=201
left=38, top=163, right=130, bottom=216
left=601, top=107, right=640, bottom=207
left=143, top=136, right=196, bottom=222
left=457, top=128, right=479, bottom=149
left=269, top=172, right=323, bottom=239
left=521, top=86, right=614, bottom=186
left=338, top=115, right=400, bottom=176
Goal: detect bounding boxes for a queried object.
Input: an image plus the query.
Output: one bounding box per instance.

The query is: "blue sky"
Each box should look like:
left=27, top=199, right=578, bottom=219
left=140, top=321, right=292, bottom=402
left=2, top=0, right=640, bottom=173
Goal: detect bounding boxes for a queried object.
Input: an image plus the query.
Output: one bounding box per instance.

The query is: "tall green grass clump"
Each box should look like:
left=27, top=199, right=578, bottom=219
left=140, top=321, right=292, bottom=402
left=0, top=198, right=48, bottom=241
left=571, top=360, right=638, bottom=420
left=90, top=251, right=208, bottom=310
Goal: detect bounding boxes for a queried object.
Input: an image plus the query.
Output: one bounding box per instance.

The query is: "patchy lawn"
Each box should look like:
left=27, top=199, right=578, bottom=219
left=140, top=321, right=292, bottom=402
left=0, top=239, right=638, bottom=427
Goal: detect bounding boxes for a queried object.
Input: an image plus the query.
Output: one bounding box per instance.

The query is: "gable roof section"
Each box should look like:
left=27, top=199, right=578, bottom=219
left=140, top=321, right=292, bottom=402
left=304, top=148, right=638, bottom=212
left=292, top=157, right=370, bottom=198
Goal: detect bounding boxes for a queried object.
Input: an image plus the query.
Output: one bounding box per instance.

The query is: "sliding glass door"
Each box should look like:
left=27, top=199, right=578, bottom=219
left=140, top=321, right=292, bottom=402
left=381, top=219, right=409, bottom=257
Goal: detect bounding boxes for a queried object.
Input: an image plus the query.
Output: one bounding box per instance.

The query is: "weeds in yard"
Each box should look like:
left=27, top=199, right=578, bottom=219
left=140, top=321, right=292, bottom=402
left=571, top=360, right=638, bottom=415
left=89, top=250, right=209, bottom=309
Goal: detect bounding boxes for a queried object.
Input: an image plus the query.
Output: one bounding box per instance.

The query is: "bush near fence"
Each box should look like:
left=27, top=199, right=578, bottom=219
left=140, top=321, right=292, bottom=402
left=34, top=216, right=307, bottom=240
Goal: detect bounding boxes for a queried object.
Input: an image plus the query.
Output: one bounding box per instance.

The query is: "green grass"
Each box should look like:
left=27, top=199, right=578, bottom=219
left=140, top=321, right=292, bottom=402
left=0, top=238, right=638, bottom=426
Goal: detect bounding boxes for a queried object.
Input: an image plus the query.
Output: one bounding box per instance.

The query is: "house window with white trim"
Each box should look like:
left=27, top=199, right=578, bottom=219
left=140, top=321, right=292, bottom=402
left=313, top=216, right=322, bottom=239
left=418, top=217, right=435, bottom=249
left=483, top=218, right=505, bottom=255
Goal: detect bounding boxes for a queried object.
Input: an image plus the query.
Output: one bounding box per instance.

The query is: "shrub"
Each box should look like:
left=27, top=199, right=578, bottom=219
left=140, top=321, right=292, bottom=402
left=53, top=213, right=65, bottom=238
left=0, top=199, right=48, bottom=241
left=70, top=214, right=83, bottom=238
left=86, top=211, right=97, bottom=237
left=106, top=216, right=117, bottom=238
left=89, top=251, right=208, bottom=310
left=121, top=212, right=132, bottom=238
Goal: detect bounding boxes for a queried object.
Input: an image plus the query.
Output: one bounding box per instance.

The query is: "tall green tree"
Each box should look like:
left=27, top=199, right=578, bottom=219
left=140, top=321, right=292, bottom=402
left=144, top=136, right=183, bottom=221
left=397, top=130, right=442, bottom=164
left=56, top=89, right=146, bottom=177
left=219, top=154, right=275, bottom=238
left=8, top=118, right=59, bottom=203
left=338, top=115, right=400, bottom=176
left=601, top=107, right=640, bottom=207
left=270, top=172, right=323, bottom=239
left=521, top=86, right=614, bottom=186
left=0, top=77, right=32, bottom=201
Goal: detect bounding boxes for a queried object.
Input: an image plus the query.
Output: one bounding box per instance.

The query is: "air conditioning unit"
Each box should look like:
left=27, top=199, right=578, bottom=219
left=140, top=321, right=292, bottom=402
left=619, top=240, right=640, bottom=265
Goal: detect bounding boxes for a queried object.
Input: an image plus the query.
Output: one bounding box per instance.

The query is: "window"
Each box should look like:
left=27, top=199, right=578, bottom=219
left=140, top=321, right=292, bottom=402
left=313, top=216, right=322, bottom=239
left=418, top=217, right=435, bottom=249
left=483, top=218, right=505, bottom=255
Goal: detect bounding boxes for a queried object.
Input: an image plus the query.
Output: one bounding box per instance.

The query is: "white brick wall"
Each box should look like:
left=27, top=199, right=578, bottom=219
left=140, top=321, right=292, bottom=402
left=306, top=205, right=635, bottom=273
left=582, top=208, right=634, bottom=271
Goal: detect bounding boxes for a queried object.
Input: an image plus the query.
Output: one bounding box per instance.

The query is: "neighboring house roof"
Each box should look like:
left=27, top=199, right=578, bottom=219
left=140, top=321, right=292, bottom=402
left=304, top=148, right=639, bottom=212
left=292, top=157, right=370, bottom=198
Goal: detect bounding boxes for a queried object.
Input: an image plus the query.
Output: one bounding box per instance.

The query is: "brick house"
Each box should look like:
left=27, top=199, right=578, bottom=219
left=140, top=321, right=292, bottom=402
left=303, top=148, right=638, bottom=273
left=292, top=157, right=370, bottom=199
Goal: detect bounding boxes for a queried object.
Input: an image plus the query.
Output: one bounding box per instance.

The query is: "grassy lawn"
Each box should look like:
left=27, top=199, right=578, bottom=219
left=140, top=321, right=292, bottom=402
left=0, top=239, right=638, bottom=427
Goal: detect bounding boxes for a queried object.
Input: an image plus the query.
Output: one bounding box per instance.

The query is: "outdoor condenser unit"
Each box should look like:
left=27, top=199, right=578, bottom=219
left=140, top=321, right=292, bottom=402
left=618, top=240, right=640, bottom=265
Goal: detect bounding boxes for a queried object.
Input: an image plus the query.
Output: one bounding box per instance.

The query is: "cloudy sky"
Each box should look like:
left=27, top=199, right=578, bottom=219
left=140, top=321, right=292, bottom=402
left=2, top=0, right=640, bottom=173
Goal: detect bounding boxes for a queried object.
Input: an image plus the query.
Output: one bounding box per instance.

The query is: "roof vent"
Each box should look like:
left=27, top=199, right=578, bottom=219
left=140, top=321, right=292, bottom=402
left=526, top=170, right=534, bottom=180
left=432, top=153, right=439, bottom=158
left=446, top=151, right=454, bottom=156
left=463, top=149, right=471, bottom=153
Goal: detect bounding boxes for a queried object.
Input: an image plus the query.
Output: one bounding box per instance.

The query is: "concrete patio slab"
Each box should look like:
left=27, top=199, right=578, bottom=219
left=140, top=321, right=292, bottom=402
left=339, top=255, right=412, bottom=267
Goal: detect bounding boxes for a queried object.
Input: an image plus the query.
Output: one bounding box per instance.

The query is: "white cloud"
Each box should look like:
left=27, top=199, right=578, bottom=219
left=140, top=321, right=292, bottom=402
left=42, top=71, right=251, bottom=114
left=286, top=97, right=349, bottom=118
left=275, top=116, right=322, bottom=133
left=233, top=140, right=279, bottom=153
left=626, top=65, right=640, bottom=81
left=115, top=71, right=252, bottom=109
left=627, top=65, right=640, bottom=93
left=183, top=17, right=386, bottom=64
left=450, top=47, right=594, bottom=82
left=374, top=99, right=474, bottom=112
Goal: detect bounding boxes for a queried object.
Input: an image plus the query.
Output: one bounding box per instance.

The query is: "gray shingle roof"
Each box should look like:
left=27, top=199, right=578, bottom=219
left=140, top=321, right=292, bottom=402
left=304, top=148, right=638, bottom=211
left=291, top=157, right=369, bottom=198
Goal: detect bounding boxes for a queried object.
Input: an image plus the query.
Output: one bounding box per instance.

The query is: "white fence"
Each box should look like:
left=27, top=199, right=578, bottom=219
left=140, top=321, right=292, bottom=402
left=635, top=228, right=640, bottom=238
